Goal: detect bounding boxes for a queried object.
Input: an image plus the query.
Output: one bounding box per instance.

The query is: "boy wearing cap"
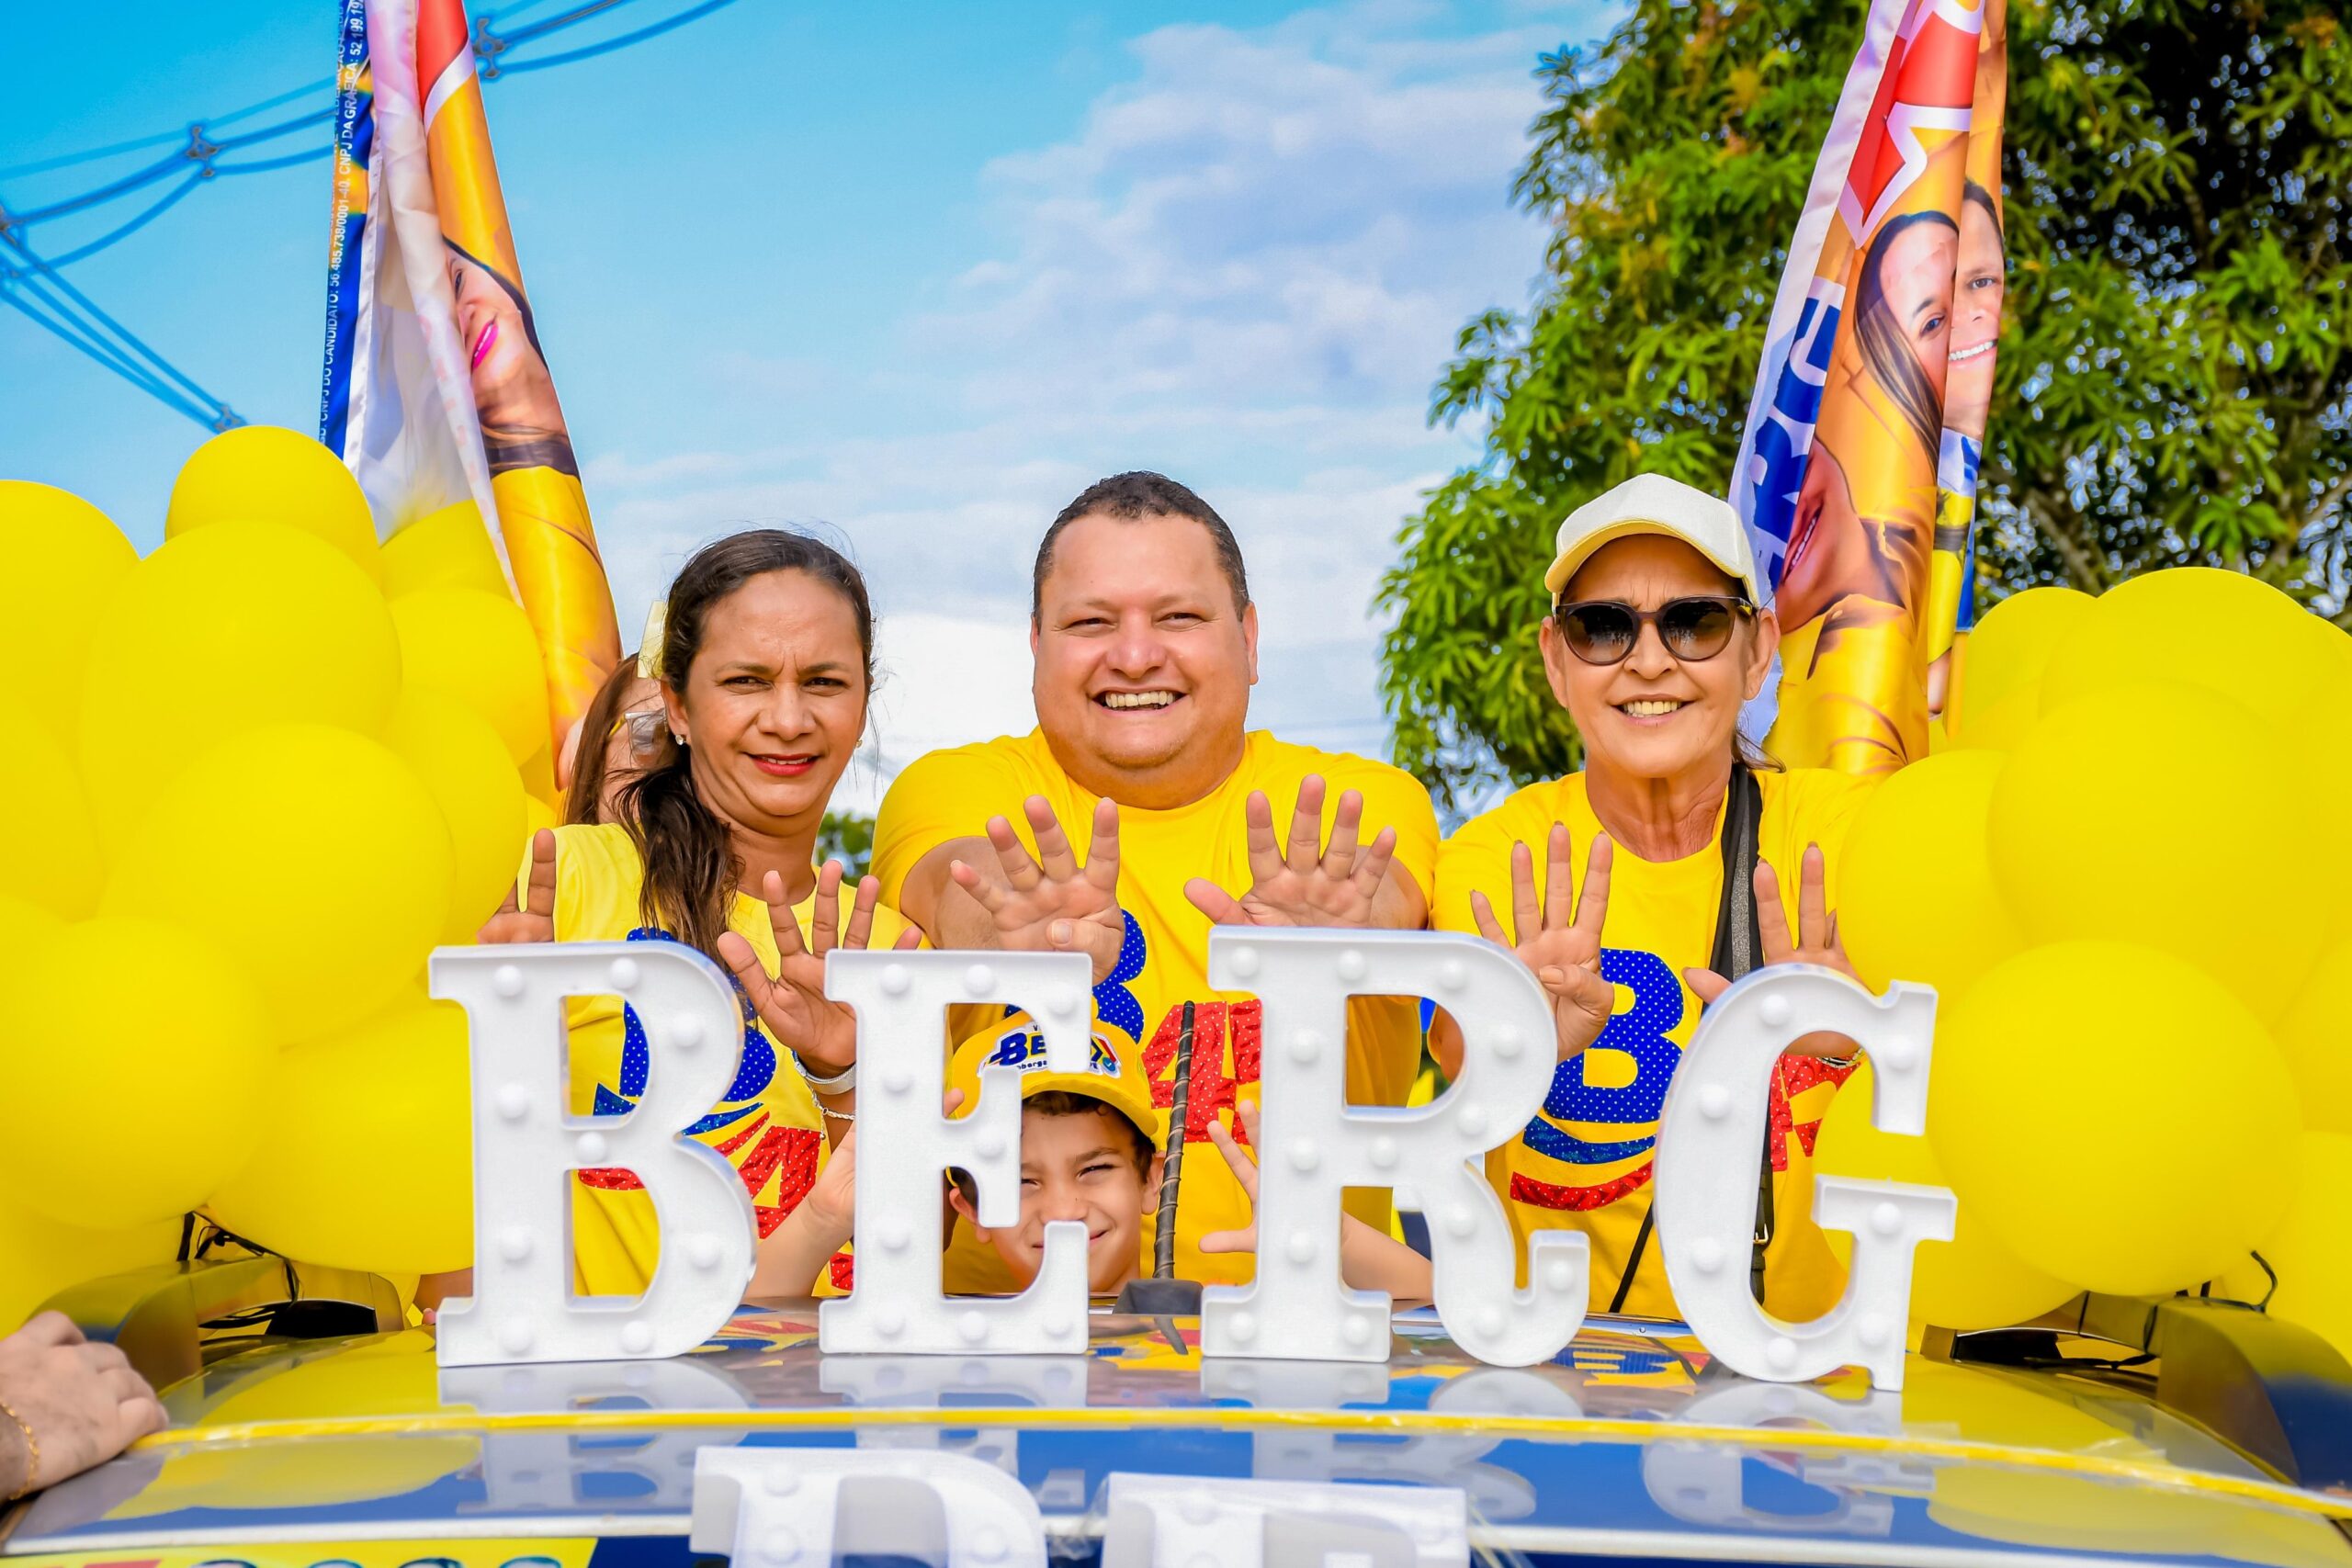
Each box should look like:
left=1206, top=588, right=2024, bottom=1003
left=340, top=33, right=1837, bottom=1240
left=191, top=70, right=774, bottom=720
left=1430, top=473, right=1876, bottom=1323
left=944, top=1022, right=1168, bottom=1297
left=940, top=1021, right=1440, bottom=1300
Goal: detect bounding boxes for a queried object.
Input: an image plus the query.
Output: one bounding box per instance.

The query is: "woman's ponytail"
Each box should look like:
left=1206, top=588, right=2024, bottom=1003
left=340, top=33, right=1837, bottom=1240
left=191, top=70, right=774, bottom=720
left=615, top=736, right=737, bottom=957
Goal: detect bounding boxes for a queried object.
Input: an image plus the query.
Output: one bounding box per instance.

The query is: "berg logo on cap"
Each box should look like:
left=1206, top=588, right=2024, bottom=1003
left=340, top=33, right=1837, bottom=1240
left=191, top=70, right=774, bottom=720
left=988, top=1025, right=1123, bottom=1077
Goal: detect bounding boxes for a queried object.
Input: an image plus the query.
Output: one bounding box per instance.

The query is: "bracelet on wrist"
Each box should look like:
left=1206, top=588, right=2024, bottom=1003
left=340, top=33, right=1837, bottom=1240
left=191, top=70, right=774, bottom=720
left=0, top=1393, right=40, bottom=1501
left=796, top=1056, right=856, bottom=1095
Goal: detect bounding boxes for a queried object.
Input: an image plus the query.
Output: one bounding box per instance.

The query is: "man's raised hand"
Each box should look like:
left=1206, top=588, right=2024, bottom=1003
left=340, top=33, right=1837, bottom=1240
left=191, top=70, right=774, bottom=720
left=717, top=861, right=920, bottom=1078
left=1185, top=774, right=1396, bottom=930
left=946, top=795, right=1127, bottom=984
left=1469, top=825, right=1617, bottom=1061
left=477, top=828, right=557, bottom=943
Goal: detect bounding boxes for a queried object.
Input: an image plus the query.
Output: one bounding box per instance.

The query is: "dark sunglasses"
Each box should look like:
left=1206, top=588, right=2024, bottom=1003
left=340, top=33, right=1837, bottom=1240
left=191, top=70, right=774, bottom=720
left=1550, top=595, right=1754, bottom=665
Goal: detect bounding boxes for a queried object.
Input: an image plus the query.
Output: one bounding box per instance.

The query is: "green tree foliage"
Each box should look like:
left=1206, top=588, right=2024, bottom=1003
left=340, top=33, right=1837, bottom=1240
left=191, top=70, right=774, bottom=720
left=817, top=811, right=875, bottom=878
left=1378, top=0, right=2352, bottom=807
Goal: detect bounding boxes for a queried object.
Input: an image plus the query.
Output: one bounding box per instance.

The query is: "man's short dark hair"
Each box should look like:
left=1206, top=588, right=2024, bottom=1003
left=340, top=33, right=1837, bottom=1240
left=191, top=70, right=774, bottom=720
left=1031, top=471, right=1251, bottom=620
left=946, top=1091, right=1157, bottom=1206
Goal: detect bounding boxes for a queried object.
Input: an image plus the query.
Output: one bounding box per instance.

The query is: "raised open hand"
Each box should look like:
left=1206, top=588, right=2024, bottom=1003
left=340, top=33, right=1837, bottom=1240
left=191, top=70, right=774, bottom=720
left=477, top=828, right=557, bottom=943
left=1185, top=775, right=1396, bottom=930
left=717, top=862, right=920, bottom=1078
left=800, top=1122, right=858, bottom=1243
left=1682, top=843, right=1858, bottom=1058
left=1196, top=1100, right=1264, bottom=1258
left=947, top=796, right=1126, bottom=984
left=1469, top=825, right=1617, bottom=1061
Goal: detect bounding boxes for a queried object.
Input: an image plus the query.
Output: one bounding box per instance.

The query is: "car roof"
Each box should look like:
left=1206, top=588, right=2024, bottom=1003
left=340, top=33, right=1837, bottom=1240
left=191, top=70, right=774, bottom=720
left=9, top=1306, right=2352, bottom=1567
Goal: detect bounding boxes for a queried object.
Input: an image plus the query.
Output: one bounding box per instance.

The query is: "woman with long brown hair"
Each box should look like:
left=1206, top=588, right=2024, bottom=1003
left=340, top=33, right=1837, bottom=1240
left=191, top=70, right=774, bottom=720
left=458, top=529, right=916, bottom=1299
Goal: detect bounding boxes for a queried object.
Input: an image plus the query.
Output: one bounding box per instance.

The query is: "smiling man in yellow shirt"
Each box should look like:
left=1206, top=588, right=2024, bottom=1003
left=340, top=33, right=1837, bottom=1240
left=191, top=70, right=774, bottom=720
left=873, top=472, right=1439, bottom=1289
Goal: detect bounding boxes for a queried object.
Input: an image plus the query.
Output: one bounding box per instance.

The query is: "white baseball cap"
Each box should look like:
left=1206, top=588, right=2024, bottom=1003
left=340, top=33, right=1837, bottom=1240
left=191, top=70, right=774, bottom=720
left=1543, top=474, right=1762, bottom=604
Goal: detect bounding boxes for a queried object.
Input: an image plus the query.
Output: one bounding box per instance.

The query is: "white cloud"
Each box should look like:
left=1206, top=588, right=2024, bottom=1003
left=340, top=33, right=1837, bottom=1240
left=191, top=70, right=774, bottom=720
left=587, top=0, right=1605, bottom=807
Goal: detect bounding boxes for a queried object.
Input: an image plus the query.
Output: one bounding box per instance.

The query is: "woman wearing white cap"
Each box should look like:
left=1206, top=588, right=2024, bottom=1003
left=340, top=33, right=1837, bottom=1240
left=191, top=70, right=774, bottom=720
left=1430, top=473, right=1875, bottom=1322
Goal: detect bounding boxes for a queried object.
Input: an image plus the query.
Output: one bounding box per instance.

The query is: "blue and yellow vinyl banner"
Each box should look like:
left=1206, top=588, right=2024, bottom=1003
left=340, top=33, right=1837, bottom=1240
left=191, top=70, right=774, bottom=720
left=1733, top=0, right=2009, bottom=770
left=320, top=0, right=620, bottom=739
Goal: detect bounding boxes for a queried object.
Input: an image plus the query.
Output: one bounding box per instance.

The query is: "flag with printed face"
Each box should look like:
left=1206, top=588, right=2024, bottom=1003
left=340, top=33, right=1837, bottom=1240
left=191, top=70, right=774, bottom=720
left=1731, top=0, right=2008, bottom=770
left=321, top=0, right=620, bottom=744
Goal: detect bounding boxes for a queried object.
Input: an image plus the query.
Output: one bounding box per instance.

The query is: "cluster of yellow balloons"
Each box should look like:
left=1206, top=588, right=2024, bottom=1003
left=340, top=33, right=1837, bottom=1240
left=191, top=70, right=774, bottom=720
left=1823, top=570, right=2352, bottom=1357
left=0, top=427, right=562, bottom=1325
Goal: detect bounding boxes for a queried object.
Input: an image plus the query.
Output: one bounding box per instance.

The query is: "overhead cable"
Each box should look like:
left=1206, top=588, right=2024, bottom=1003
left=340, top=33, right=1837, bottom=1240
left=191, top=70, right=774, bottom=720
left=1, top=0, right=741, bottom=430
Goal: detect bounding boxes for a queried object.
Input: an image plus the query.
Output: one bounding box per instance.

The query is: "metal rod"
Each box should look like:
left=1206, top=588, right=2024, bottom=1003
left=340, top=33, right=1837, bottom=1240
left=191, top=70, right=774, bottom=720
left=1152, top=1001, right=1196, bottom=1280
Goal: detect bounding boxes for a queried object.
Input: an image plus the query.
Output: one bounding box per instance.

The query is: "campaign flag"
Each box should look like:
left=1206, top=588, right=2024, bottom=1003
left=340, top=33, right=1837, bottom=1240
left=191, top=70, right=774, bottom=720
left=1730, top=0, right=2007, bottom=772
left=321, top=0, right=621, bottom=744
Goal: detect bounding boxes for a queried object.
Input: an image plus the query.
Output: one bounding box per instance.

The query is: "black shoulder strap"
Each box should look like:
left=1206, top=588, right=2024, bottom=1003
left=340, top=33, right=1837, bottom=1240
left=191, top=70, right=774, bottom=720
left=1710, top=762, right=1777, bottom=1305
left=1712, top=761, right=1766, bottom=987
left=1610, top=762, right=1766, bottom=1316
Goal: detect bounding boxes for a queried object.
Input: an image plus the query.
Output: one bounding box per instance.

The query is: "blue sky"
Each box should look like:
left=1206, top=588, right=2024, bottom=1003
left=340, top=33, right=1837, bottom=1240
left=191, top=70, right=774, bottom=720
left=1, top=0, right=1615, bottom=809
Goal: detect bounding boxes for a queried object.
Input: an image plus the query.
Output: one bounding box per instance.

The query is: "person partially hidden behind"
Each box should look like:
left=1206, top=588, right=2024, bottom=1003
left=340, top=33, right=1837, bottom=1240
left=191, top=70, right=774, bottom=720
left=748, top=1022, right=1436, bottom=1302
left=943, top=1021, right=1170, bottom=1298
left=0, top=1313, right=165, bottom=1500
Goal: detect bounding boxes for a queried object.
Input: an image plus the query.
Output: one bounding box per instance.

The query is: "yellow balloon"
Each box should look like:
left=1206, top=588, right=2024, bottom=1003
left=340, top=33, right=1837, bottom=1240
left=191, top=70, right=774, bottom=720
left=2042, top=569, right=2340, bottom=715
left=208, top=997, right=473, bottom=1274
left=2218, top=1131, right=2352, bottom=1363
left=78, top=521, right=402, bottom=852
left=0, top=917, right=271, bottom=1226
left=105, top=724, right=451, bottom=1044
left=385, top=688, right=527, bottom=942
left=2277, top=935, right=2352, bottom=1134
left=1957, top=585, right=2097, bottom=717
left=0, top=893, right=63, bottom=956
left=2293, top=628, right=2352, bottom=862
left=519, top=743, right=560, bottom=809
left=390, top=587, right=551, bottom=766
left=522, top=790, right=559, bottom=841
left=165, top=424, right=381, bottom=581
left=1816, top=1063, right=2072, bottom=1329
left=0, top=481, right=135, bottom=739
left=1948, top=685, right=2041, bottom=751
left=0, top=1199, right=179, bottom=1332
left=0, top=725, right=106, bottom=918
left=380, top=498, right=508, bottom=599
left=1988, top=681, right=2335, bottom=1021
left=1931, top=940, right=2298, bottom=1295
left=1839, top=750, right=2024, bottom=1003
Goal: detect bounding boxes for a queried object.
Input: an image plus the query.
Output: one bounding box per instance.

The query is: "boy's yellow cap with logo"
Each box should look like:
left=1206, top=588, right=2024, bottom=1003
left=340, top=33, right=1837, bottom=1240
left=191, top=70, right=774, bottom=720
left=946, top=1020, right=1161, bottom=1147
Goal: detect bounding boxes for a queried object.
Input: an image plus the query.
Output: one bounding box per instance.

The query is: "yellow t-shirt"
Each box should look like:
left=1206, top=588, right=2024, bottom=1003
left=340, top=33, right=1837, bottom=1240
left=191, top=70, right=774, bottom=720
left=1432, top=767, right=1877, bottom=1321
left=873, top=728, right=1440, bottom=1288
left=542, top=822, right=918, bottom=1297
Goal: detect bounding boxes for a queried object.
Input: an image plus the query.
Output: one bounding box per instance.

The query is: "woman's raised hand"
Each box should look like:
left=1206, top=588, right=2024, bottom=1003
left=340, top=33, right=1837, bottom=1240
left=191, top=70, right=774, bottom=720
left=1469, top=825, right=1617, bottom=1061
left=1681, top=843, right=1860, bottom=1058
left=717, top=861, right=921, bottom=1078
left=477, top=829, right=558, bottom=944
left=946, top=795, right=1128, bottom=985
left=1185, top=775, right=1398, bottom=930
